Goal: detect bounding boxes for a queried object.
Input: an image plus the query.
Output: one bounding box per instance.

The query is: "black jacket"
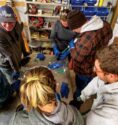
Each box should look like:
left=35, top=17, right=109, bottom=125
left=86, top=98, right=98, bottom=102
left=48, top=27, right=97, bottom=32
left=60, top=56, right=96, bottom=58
left=0, top=22, right=28, bottom=71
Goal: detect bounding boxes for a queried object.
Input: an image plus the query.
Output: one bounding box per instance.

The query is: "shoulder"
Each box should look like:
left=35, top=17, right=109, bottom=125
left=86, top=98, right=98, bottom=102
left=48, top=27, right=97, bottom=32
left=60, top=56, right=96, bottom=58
left=54, top=20, right=61, bottom=27
left=80, top=31, right=96, bottom=41
left=67, top=104, right=84, bottom=125
left=0, top=30, right=9, bottom=45
left=55, top=20, right=60, bottom=25
left=103, top=21, right=111, bottom=28
left=0, top=28, right=7, bottom=40
left=91, top=76, right=105, bottom=86
left=9, top=110, right=29, bottom=125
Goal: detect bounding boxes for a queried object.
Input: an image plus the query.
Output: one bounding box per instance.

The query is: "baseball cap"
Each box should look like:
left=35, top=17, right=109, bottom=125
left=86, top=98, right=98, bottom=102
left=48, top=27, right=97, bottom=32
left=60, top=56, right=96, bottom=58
left=0, top=5, right=16, bottom=23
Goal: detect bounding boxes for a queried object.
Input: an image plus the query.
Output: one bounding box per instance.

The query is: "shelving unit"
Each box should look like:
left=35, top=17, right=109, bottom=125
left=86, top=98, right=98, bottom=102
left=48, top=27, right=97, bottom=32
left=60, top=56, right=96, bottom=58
left=70, top=0, right=111, bottom=20
left=25, top=0, right=111, bottom=54
left=25, top=0, right=69, bottom=54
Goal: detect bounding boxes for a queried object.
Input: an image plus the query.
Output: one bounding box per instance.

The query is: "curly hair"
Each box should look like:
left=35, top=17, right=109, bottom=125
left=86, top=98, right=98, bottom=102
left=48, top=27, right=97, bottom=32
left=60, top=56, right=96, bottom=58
left=20, top=66, right=56, bottom=111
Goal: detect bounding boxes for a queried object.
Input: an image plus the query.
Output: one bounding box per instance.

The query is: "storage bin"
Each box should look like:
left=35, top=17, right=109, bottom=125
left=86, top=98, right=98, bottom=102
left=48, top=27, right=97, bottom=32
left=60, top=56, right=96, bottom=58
left=96, top=7, right=109, bottom=16
left=70, top=0, right=85, bottom=5
left=86, top=16, right=92, bottom=20
left=84, top=7, right=97, bottom=16
left=85, top=0, right=97, bottom=6
left=72, top=6, right=84, bottom=13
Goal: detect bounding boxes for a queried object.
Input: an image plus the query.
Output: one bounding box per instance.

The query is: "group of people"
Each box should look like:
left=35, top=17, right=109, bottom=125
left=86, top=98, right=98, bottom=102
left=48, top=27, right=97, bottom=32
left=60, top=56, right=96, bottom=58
left=51, top=8, right=112, bottom=98
left=0, top=4, right=118, bottom=125
left=10, top=44, right=118, bottom=125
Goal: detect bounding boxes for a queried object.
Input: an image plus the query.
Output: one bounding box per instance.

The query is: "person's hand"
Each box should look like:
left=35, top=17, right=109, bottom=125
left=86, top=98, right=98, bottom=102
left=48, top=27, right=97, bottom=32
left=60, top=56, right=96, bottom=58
left=53, top=45, right=60, bottom=57
left=20, top=56, right=30, bottom=66
left=60, top=82, right=69, bottom=98
left=12, top=71, right=20, bottom=80
left=69, top=39, right=75, bottom=49
left=59, top=49, right=70, bottom=60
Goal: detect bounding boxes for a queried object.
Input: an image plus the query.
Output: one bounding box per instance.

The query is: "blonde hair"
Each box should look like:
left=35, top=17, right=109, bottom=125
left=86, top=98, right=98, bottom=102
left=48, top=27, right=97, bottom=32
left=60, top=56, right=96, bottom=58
left=20, top=66, right=56, bottom=111
left=60, top=9, right=70, bottom=21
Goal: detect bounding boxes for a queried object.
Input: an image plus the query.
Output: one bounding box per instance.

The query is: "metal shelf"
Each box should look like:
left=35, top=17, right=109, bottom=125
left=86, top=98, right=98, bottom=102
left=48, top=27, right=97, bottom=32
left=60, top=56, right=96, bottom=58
left=28, top=14, right=59, bottom=18
left=26, top=1, right=67, bottom=6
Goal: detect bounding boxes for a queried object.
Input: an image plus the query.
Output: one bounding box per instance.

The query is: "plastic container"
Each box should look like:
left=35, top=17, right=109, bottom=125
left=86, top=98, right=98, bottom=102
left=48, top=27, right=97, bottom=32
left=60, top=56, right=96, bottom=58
left=86, top=16, right=92, bottom=20
left=96, top=7, right=109, bottom=16
left=71, top=0, right=85, bottom=5
left=85, top=0, right=97, bottom=6
left=72, top=6, right=84, bottom=13
left=84, top=7, right=97, bottom=16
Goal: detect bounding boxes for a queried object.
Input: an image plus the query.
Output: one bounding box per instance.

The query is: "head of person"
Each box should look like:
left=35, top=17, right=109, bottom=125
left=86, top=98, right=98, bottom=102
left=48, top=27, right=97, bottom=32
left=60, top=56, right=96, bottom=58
left=20, top=66, right=57, bottom=113
left=60, top=9, right=70, bottom=28
left=0, top=5, right=16, bottom=32
left=94, top=44, right=118, bottom=83
left=67, top=10, right=87, bottom=33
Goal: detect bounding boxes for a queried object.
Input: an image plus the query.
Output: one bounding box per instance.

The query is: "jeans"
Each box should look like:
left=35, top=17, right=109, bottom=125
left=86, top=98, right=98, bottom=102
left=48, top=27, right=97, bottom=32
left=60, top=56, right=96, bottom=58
left=74, top=74, right=93, bottom=97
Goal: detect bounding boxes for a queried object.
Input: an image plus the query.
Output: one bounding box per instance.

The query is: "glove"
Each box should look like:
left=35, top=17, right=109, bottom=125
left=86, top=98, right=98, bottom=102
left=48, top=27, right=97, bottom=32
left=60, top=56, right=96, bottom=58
left=69, top=97, right=83, bottom=110
left=59, top=49, right=70, bottom=60
left=60, top=82, right=69, bottom=98
left=20, top=56, right=30, bottom=66
left=69, top=39, right=75, bottom=49
left=48, top=62, right=63, bottom=70
left=53, top=45, right=60, bottom=57
left=36, top=53, right=45, bottom=60
left=11, top=79, right=21, bottom=92
left=12, top=72, right=20, bottom=80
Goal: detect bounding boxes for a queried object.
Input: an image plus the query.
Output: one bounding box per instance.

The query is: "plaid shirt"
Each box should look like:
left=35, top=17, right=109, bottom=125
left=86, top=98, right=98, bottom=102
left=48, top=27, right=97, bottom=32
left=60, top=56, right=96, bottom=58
left=70, top=21, right=112, bottom=76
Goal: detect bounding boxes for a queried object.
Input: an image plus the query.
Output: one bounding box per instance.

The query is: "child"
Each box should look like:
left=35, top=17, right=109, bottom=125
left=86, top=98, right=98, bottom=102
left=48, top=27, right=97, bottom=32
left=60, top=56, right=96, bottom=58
left=10, top=66, right=84, bottom=125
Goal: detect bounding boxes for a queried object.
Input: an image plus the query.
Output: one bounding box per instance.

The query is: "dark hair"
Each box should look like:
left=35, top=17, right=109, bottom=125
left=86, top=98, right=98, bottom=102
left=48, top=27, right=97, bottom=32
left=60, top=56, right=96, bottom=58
left=67, top=10, right=87, bottom=30
left=96, top=44, right=118, bottom=74
left=60, top=9, right=70, bottom=21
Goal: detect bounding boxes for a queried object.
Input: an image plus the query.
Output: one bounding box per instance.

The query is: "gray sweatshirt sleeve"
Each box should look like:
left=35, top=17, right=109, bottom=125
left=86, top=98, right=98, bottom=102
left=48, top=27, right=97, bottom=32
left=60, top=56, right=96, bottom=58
left=80, top=77, right=104, bottom=101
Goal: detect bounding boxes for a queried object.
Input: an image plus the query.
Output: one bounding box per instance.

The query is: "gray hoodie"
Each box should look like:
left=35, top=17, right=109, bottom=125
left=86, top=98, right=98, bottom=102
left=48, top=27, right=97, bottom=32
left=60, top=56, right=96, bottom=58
left=10, top=101, right=84, bottom=125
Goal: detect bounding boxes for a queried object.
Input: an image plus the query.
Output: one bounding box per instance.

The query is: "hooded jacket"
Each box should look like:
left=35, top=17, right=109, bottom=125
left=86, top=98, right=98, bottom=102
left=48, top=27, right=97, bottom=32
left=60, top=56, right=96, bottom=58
left=70, top=16, right=112, bottom=76
left=0, top=22, right=28, bottom=72
left=80, top=76, right=118, bottom=125
left=9, top=101, right=84, bottom=125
